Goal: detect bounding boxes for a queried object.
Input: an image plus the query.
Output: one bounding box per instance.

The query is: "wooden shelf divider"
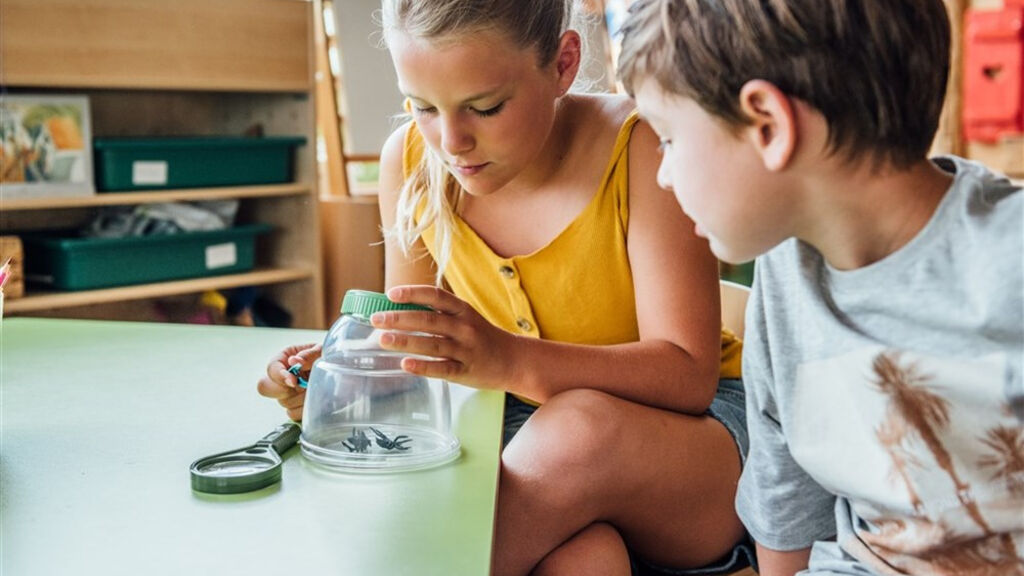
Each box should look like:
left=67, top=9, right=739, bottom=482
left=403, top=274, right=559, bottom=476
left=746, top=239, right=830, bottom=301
left=3, top=184, right=312, bottom=211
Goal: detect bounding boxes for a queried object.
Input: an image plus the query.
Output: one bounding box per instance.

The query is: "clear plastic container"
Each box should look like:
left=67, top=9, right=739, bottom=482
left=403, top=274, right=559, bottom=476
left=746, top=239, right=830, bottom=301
left=300, top=290, right=461, bottom=472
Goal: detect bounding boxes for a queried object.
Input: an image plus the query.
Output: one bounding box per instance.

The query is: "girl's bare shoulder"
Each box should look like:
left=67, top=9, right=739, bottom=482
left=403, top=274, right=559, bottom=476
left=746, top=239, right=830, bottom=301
left=569, top=93, right=635, bottom=127
left=562, top=93, right=636, bottom=154
left=379, top=120, right=414, bottom=204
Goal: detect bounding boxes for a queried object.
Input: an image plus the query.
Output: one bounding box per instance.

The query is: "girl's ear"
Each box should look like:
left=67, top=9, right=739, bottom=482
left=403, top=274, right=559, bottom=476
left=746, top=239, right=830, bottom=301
left=553, top=30, right=582, bottom=96
left=738, top=80, right=796, bottom=171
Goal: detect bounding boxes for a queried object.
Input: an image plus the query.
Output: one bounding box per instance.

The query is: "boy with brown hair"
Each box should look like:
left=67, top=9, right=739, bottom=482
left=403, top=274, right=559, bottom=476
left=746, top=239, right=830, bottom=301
left=618, top=0, right=1023, bottom=574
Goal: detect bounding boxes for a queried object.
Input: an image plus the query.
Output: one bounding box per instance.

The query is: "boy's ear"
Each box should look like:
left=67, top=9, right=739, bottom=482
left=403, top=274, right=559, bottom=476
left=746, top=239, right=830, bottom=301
left=553, top=30, right=582, bottom=96
left=738, top=80, right=796, bottom=171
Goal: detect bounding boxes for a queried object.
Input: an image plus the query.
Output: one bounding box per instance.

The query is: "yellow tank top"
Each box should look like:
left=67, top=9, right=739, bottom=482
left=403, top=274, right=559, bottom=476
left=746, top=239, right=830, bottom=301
left=402, top=112, right=742, bottom=394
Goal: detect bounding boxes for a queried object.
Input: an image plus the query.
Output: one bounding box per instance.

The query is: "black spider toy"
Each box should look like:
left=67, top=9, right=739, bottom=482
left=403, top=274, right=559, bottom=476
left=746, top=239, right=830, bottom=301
left=369, top=427, right=412, bottom=451
left=343, top=428, right=372, bottom=453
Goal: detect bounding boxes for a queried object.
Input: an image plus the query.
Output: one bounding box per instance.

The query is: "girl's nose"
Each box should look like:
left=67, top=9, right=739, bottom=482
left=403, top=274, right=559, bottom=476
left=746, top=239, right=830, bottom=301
left=440, top=117, right=474, bottom=156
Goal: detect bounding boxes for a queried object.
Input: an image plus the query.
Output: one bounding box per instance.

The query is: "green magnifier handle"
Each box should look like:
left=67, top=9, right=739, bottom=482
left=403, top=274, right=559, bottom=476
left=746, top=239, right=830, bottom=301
left=257, top=422, right=301, bottom=454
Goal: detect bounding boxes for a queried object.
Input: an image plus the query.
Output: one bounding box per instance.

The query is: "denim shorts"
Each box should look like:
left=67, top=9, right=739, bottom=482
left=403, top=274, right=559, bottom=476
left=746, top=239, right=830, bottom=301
left=502, top=379, right=756, bottom=576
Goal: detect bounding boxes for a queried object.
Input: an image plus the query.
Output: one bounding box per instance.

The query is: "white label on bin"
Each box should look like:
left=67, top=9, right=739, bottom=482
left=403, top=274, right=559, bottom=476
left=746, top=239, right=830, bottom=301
left=132, top=161, right=169, bottom=185
left=206, top=242, right=237, bottom=269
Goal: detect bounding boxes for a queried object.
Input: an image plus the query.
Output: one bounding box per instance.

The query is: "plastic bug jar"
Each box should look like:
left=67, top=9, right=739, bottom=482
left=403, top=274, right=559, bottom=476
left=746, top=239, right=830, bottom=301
left=299, top=290, right=461, bottom=472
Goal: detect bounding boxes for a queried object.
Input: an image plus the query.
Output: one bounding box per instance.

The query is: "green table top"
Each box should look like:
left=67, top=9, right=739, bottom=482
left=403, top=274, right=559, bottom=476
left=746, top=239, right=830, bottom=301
left=0, top=318, right=503, bottom=575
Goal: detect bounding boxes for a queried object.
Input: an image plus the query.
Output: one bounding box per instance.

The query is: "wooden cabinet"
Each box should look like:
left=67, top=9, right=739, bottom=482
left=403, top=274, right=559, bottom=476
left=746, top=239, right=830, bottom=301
left=1, top=0, right=325, bottom=328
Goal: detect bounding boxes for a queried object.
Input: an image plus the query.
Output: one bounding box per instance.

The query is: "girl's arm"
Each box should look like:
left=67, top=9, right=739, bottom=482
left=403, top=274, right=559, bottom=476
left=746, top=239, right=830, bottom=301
left=378, top=122, right=438, bottom=288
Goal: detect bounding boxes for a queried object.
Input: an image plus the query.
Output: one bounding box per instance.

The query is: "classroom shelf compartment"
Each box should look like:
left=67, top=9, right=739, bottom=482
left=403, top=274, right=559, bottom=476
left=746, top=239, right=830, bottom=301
left=23, top=224, right=273, bottom=291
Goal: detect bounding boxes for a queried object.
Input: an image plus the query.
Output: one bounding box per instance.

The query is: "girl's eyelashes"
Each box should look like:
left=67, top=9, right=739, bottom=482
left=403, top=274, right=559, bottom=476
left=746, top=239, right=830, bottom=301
left=472, top=101, right=505, bottom=117
left=410, top=101, right=505, bottom=117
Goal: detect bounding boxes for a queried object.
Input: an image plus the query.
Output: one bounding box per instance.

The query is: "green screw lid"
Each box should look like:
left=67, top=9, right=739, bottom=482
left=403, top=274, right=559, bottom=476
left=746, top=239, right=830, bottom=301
left=340, top=290, right=431, bottom=319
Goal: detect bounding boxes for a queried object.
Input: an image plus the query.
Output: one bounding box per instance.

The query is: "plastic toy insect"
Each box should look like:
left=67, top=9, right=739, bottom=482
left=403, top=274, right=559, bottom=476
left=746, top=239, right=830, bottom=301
left=369, top=427, right=412, bottom=451
left=343, top=428, right=372, bottom=453
left=287, top=364, right=309, bottom=389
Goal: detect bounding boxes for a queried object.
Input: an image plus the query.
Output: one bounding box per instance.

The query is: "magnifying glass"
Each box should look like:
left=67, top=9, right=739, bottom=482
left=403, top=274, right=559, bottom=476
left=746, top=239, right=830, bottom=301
left=190, top=423, right=301, bottom=494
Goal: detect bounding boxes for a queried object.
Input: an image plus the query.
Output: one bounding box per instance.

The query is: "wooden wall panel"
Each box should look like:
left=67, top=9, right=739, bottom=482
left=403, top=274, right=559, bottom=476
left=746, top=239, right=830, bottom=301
left=1, top=0, right=312, bottom=92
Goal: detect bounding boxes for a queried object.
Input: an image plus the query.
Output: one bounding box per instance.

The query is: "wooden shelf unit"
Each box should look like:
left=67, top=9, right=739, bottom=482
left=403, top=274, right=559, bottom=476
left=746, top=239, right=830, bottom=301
left=1, top=0, right=325, bottom=328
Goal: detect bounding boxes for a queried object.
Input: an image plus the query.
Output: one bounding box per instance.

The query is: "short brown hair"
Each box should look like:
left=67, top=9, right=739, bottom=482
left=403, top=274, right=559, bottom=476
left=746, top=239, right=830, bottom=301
left=618, top=0, right=951, bottom=167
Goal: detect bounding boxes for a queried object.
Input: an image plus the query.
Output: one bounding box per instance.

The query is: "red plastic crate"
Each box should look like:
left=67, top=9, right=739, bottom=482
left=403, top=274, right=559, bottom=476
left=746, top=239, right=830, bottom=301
left=963, top=5, right=1024, bottom=142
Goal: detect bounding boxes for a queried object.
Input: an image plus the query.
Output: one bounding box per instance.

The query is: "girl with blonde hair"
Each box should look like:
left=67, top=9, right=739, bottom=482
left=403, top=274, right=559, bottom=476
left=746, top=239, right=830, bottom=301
left=260, top=1, right=752, bottom=574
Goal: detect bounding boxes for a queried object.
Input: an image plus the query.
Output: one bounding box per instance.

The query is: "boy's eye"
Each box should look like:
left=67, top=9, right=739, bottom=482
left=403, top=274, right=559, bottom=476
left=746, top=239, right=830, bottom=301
left=657, top=138, right=672, bottom=153
left=472, top=102, right=505, bottom=117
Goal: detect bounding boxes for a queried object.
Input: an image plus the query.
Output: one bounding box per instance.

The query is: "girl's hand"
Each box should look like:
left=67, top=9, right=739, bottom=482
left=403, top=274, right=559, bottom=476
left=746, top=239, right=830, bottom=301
left=373, top=285, right=519, bottom=391
left=257, top=343, right=321, bottom=421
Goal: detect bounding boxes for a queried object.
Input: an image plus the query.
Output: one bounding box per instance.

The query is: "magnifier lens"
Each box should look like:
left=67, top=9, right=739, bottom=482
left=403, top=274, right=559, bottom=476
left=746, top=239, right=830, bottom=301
left=196, top=455, right=277, bottom=477
left=191, top=452, right=282, bottom=494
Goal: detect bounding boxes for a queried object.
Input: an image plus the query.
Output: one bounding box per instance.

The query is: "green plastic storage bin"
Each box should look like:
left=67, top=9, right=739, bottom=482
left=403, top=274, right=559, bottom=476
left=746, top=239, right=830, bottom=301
left=22, top=224, right=272, bottom=290
left=93, top=137, right=306, bottom=192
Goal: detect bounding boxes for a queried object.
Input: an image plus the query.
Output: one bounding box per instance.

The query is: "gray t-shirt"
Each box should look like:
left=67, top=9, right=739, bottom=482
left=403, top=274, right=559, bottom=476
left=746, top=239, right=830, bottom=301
left=736, top=156, right=1023, bottom=575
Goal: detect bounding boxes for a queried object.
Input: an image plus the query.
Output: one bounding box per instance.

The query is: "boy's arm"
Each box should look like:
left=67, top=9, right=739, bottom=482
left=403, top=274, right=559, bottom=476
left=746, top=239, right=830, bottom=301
left=754, top=543, right=812, bottom=576
left=735, top=257, right=838, bottom=553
